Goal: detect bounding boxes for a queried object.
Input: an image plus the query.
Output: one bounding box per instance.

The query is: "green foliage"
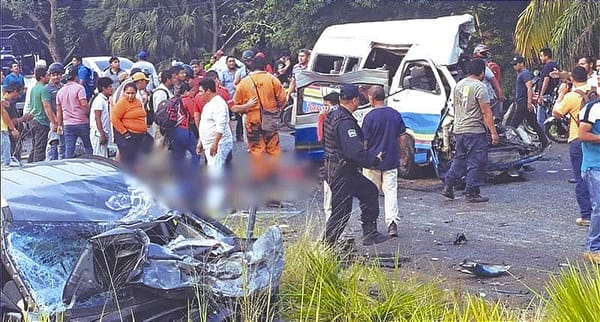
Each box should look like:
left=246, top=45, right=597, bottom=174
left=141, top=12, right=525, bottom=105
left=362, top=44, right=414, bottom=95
left=54, top=7, right=78, bottom=59
left=279, top=237, right=518, bottom=321
left=515, top=0, right=600, bottom=66
left=544, top=263, right=600, bottom=322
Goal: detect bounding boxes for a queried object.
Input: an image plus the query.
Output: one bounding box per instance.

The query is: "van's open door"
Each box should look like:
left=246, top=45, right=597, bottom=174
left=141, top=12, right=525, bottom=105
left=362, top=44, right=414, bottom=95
left=293, top=70, right=388, bottom=161
left=387, top=45, right=448, bottom=176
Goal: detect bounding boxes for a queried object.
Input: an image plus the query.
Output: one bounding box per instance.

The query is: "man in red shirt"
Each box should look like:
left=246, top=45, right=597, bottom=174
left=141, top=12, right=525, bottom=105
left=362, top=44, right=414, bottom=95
left=194, top=70, right=232, bottom=117
left=170, top=82, right=200, bottom=168
left=188, top=59, right=206, bottom=94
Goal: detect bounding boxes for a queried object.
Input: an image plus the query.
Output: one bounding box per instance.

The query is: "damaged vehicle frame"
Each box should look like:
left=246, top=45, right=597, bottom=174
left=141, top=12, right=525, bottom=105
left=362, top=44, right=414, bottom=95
left=293, top=14, right=542, bottom=179
left=294, top=68, right=542, bottom=180
left=1, top=158, right=283, bottom=321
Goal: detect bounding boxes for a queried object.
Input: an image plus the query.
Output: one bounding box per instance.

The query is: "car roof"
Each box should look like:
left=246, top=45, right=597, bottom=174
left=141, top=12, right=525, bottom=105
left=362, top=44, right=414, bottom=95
left=1, top=159, right=134, bottom=222
left=83, top=56, right=132, bottom=62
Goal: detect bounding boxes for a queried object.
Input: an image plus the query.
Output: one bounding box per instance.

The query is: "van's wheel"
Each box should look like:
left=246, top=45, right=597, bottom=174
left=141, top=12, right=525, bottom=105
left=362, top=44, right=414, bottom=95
left=398, top=134, right=418, bottom=179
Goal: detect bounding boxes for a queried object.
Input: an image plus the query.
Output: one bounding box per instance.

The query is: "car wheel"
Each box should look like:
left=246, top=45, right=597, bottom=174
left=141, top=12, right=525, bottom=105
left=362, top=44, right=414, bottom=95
left=398, top=134, right=418, bottom=179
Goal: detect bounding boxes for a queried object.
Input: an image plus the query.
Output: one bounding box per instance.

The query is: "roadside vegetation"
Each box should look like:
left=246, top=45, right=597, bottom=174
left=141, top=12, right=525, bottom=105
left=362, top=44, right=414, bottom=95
left=274, top=235, right=599, bottom=322
left=212, top=216, right=600, bottom=322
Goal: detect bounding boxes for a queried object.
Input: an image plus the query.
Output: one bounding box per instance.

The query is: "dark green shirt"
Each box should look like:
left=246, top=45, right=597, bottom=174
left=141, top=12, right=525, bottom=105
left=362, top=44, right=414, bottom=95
left=30, top=82, right=50, bottom=126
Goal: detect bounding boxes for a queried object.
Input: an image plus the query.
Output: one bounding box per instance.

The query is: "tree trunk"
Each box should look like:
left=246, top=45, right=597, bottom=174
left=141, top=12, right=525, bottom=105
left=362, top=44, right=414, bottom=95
left=48, top=0, right=61, bottom=62
left=24, top=0, right=61, bottom=62
left=211, top=0, right=218, bottom=52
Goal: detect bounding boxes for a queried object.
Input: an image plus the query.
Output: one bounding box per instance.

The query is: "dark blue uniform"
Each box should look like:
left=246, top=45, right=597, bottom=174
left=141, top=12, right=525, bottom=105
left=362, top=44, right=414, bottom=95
left=323, top=106, right=382, bottom=245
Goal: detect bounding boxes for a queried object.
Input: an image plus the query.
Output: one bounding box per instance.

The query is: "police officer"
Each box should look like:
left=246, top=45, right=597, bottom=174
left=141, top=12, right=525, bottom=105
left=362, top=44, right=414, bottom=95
left=323, top=84, right=389, bottom=246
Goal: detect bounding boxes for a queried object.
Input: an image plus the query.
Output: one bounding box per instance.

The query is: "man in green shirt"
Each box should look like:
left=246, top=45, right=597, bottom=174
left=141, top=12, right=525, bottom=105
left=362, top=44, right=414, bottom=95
left=28, top=67, right=57, bottom=162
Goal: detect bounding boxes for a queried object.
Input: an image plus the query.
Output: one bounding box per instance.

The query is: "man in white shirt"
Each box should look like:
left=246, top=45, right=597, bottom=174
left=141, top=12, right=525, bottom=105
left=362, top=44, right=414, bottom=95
left=196, top=78, right=233, bottom=168
left=149, top=69, right=175, bottom=146
left=577, top=56, right=600, bottom=92
left=196, top=78, right=233, bottom=215
left=90, top=77, right=113, bottom=157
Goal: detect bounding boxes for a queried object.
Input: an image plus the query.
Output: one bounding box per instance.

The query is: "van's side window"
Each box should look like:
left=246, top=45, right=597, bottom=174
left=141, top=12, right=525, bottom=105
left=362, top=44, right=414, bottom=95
left=402, top=62, right=440, bottom=94
left=344, top=58, right=360, bottom=73
left=314, top=55, right=344, bottom=74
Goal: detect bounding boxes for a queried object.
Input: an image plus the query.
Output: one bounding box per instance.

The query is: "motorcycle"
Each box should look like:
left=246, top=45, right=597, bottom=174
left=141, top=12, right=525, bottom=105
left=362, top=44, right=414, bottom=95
left=538, top=93, right=569, bottom=144
left=501, top=99, right=547, bottom=153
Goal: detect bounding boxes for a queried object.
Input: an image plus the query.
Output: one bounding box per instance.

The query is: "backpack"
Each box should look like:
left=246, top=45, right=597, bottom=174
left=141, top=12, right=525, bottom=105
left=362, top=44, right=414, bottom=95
left=154, top=96, right=188, bottom=131
left=574, top=87, right=599, bottom=110
left=486, top=60, right=501, bottom=81
left=145, top=88, right=169, bottom=126
left=83, top=65, right=98, bottom=90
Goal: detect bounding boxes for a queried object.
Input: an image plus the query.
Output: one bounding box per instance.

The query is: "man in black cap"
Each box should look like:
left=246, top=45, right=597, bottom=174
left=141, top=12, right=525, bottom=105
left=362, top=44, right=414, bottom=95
left=508, top=55, right=549, bottom=150
left=323, top=84, right=388, bottom=246
left=234, top=50, right=255, bottom=86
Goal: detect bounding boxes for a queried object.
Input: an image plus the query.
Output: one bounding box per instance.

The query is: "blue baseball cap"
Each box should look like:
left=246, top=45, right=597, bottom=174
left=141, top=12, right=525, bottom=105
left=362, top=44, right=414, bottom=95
left=137, top=50, right=148, bottom=59
left=340, top=84, right=361, bottom=100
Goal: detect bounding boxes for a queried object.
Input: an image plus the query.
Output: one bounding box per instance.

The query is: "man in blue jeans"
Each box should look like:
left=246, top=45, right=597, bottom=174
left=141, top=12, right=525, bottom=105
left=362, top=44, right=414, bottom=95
left=553, top=66, right=593, bottom=226
left=56, top=68, right=93, bottom=158
left=442, top=59, right=499, bottom=202
left=579, top=99, right=600, bottom=264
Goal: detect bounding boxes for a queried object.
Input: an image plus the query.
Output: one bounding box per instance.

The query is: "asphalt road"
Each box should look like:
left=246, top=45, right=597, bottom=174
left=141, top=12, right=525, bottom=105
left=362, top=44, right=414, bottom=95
left=235, top=130, right=590, bottom=308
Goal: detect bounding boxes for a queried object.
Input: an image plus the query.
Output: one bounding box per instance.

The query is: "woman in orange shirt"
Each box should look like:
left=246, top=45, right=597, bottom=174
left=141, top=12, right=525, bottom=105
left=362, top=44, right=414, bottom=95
left=111, top=82, right=153, bottom=170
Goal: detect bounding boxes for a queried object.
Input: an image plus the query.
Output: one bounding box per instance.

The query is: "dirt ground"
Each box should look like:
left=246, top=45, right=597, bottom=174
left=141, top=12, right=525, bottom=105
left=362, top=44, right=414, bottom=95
left=232, top=133, right=590, bottom=311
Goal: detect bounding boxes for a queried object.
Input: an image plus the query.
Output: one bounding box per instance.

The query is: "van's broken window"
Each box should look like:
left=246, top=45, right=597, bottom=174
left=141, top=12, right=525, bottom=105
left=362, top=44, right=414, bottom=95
left=364, top=47, right=407, bottom=85
left=314, top=55, right=344, bottom=74
left=402, top=62, right=440, bottom=94
left=344, top=57, right=360, bottom=73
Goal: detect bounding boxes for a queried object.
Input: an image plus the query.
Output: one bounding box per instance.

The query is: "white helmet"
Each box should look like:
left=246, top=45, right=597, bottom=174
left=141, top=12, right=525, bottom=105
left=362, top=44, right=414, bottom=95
left=473, top=44, right=490, bottom=58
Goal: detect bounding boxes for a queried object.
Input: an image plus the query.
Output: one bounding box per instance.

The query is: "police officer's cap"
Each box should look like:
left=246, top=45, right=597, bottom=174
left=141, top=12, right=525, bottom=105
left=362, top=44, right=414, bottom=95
left=340, top=84, right=360, bottom=100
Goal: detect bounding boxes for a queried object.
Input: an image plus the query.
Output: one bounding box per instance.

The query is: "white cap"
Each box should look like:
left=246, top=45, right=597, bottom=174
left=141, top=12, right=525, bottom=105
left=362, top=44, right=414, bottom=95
left=35, top=59, right=47, bottom=68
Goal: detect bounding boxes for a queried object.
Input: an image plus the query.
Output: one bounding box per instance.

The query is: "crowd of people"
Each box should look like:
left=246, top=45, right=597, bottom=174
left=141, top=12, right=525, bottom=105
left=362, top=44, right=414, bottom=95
left=1, top=43, right=600, bottom=264
left=0, top=47, right=311, bottom=214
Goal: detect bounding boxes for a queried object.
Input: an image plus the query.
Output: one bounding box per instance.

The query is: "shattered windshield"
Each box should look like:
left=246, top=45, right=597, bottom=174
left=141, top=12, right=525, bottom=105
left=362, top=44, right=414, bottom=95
left=2, top=170, right=170, bottom=312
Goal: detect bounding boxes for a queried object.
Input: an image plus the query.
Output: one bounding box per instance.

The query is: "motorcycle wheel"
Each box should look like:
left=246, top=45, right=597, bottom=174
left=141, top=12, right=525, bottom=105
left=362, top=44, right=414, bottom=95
left=544, top=119, right=568, bottom=144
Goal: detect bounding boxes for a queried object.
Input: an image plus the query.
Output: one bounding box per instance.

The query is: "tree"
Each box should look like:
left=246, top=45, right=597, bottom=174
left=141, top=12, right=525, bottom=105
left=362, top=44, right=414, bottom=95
left=92, top=0, right=247, bottom=64
left=514, top=0, right=600, bottom=66
left=2, top=0, right=62, bottom=61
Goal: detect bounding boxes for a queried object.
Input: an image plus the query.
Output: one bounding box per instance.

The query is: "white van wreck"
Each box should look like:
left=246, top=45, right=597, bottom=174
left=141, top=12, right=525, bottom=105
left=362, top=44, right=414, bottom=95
left=293, top=14, right=542, bottom=179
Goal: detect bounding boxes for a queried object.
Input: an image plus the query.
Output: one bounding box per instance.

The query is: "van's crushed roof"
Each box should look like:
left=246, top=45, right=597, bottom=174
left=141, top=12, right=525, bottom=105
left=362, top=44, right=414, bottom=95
left=296, top=69, right=389, bottom=89
left=316, top=14, right=475, bottom=66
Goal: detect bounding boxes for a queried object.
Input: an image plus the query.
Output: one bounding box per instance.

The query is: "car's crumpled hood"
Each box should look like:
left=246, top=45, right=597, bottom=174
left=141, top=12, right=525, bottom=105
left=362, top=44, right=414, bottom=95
left=1, top=160, right=284, bottom=314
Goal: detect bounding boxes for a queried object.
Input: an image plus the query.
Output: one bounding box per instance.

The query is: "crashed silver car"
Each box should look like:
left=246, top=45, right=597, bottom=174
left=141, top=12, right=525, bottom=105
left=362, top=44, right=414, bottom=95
left=1, top=158, right=283, bottom=321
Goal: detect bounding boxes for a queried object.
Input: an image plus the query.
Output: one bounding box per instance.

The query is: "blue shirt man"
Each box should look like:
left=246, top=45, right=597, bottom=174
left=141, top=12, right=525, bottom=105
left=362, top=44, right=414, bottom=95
left=72, top=55, right=92, bottom=99
left=578, top=100, right=600, bottom=264
left=362, top=89, right=406, bottom=171
left=361, top=85, right=406, bottom=237
left=3, top=63, right=25, bottom=89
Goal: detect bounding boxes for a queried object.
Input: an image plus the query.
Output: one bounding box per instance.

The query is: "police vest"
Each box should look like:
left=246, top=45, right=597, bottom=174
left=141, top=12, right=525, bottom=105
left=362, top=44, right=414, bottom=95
left=324, top=108, right=353, bottom=162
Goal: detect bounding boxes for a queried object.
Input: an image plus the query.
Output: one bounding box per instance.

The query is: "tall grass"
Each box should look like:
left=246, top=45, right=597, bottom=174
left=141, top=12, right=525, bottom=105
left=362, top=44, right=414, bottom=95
left=543, top=263, right=600, bottom=322
left=278, top=235, right=518, bottom=321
